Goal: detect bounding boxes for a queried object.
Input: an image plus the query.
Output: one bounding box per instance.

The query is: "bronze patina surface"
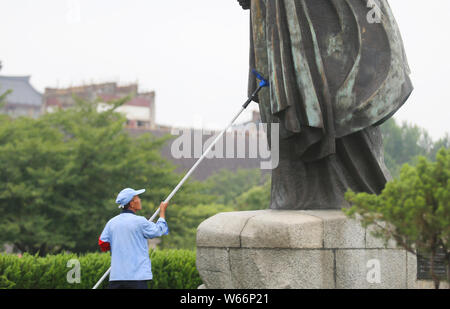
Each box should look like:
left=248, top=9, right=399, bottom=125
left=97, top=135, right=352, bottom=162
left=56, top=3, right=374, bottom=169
left=239, top=0, right=413, bottom=209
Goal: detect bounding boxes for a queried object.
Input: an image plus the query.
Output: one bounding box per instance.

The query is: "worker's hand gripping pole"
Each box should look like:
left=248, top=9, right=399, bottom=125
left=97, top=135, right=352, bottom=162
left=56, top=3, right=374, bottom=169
left=92, top=70, right=268, bottom=289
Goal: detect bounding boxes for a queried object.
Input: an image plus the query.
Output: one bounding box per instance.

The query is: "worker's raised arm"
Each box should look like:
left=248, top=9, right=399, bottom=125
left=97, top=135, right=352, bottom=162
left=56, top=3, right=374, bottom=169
left=141, top=203, right=169, bottom=239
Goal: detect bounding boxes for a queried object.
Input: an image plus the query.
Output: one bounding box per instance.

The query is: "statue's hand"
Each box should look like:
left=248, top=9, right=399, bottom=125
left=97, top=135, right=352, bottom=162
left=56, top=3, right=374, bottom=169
left=237, top=0, right=250, bottom=10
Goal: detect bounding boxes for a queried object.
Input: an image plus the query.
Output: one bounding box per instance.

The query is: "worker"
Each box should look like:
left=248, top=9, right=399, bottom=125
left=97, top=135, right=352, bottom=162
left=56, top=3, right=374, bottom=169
left=98, top=188, right=169, bottom=289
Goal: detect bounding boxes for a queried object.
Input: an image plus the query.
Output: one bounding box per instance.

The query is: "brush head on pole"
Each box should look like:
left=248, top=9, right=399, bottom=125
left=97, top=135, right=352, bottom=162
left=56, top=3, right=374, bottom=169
left=252, top=69, right=269, bottom=88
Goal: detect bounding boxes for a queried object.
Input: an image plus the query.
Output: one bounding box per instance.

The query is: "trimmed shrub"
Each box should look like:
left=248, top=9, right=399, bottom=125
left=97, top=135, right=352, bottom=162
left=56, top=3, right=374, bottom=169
left=0, top=249, right=201, bottom=289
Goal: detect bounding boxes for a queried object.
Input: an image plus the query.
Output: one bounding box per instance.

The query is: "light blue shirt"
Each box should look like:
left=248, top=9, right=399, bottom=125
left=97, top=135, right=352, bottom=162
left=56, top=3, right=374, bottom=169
left=99, top=210, right=169, bottom=281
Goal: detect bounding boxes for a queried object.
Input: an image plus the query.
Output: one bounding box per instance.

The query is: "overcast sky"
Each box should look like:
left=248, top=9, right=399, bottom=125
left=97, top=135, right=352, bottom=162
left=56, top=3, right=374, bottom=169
left=1, top=0, right=449, bottom=140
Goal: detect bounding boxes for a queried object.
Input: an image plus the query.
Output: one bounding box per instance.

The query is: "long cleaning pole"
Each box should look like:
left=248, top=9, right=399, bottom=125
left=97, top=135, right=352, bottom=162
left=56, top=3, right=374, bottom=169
left=92, top=71, right=268, bottom=289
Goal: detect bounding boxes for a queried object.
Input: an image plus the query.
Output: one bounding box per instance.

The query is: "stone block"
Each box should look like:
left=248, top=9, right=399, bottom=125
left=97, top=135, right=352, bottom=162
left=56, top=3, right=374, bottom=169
left=196, top=211, right=266, bottom=248
left=407, top=251, right=418, bottom=289
left=302, top=210, right=365, bottom=248
left=240, top=210, right=323, bottom=248
left=196, top=247, right=233, bottom=289
left=229, top=248, right=335, bottom=289
left=335, top=249, right=407, bottom=289
left=365, top=223, right=398, bottom=249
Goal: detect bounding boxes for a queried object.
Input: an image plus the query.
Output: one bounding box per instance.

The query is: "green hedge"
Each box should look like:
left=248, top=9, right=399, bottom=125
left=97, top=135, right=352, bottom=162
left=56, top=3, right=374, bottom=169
left=0, top=249, right=202, bottom=289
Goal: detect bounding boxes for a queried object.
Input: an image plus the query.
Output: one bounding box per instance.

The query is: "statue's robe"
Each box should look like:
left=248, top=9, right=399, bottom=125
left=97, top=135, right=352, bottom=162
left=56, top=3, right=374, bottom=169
left=248, top=0, right=413, bottom=209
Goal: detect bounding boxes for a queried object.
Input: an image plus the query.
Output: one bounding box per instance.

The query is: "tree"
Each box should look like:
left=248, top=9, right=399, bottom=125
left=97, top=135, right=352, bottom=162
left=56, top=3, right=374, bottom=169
left=380, top=118, right=449, bottom=177
left=381, top=118, right=430, bottom=176
left=201, top=168, right=269, bottom=206
left=160, top=203, right=233, bottom=249
left=429, top=133, right=450, bottom=161
left=0, top=97, right=210, bottom=255
left=344, top=148, right=450, bottom=288
left=236, top=179, right=271, bottom=211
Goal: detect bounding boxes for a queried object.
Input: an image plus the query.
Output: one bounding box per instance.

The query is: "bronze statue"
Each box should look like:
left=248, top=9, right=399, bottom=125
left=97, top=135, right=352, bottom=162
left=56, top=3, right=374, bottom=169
left=237, top=0, right=413, bottom=209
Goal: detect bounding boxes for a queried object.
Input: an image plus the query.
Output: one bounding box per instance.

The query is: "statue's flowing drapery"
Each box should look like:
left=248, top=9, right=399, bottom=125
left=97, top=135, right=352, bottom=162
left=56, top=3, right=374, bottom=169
left=248, top=0, right=413, bottom=209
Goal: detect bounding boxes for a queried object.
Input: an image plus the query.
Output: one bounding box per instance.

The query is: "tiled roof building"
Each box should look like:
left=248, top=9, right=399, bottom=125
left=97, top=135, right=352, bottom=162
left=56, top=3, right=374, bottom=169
left=0, top=75, right=43, bottom=118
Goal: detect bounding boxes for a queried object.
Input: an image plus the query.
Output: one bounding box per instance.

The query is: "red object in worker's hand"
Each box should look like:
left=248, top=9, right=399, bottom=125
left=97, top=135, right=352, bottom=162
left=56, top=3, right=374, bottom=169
left=98, top=236, right=110, bottom=252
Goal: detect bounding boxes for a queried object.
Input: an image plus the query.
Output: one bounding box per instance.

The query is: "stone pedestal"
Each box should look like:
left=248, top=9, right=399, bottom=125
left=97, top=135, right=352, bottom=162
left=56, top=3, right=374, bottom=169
left=196, top=210, right=428, bottom=289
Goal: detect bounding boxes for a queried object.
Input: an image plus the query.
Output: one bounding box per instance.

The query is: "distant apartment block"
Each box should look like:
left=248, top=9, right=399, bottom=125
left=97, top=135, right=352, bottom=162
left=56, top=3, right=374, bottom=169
left=0, top=75, right=43, bottom=118
left=43, top=82, right=156, bottom=129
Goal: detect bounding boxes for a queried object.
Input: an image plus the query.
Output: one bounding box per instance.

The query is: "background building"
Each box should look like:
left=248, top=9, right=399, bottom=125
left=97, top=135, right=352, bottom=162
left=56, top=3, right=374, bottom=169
left=0, top=75, right=43, bottom=118
left=128, top=108, right=268, bottom=181
left=44, top=82, right=156, bottom=129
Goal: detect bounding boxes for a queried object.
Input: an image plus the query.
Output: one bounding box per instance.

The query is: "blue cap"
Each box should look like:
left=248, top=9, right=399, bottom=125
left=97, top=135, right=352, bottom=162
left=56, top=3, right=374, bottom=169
left=115, top=188, right=146, bottom=208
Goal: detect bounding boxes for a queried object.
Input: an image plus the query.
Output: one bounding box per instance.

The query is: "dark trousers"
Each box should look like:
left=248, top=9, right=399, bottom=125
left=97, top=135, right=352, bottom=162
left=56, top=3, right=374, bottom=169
left=108, top=280, right=149, bottom=289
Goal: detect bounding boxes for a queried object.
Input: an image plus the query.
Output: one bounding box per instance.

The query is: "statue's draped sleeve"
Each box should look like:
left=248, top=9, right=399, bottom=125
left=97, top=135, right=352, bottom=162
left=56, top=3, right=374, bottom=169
left=249, top=0, right=413, bottom=162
